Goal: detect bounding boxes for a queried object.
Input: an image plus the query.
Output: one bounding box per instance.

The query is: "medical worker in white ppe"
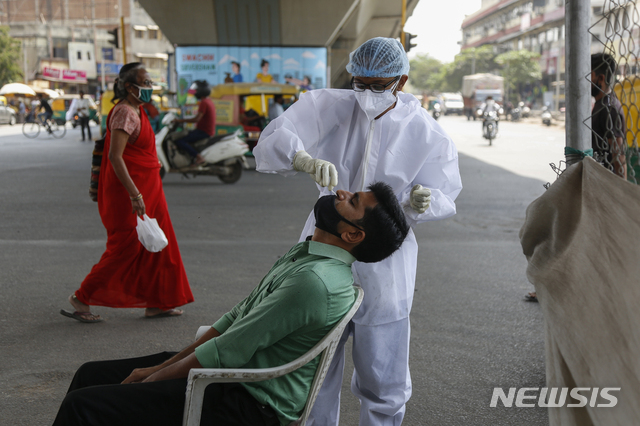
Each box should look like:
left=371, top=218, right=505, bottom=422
left=254, top=37, right=462, bottom=425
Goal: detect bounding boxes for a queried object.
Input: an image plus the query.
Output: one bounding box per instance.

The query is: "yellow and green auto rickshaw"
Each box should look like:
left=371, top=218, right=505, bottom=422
left=52, top=94, right=100, bottom=126
left=208, top=82, right=298, bottom=150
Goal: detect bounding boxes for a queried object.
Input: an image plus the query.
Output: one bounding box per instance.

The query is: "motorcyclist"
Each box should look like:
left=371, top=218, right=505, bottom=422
left=174, top=80, right=216, bottom=165
left=480, top=96, right=500, bottom=134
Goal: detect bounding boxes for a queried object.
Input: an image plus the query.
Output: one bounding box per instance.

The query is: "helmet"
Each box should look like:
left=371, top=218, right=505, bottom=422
left=192, top=80, right=211, bottom=99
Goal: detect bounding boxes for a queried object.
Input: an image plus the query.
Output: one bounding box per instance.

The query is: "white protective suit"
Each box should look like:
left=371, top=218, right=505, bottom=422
left=254, top=88, right=462, bottom=424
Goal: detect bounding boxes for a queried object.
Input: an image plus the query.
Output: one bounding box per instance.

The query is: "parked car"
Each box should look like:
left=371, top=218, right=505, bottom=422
left=0, top=96, right=17, bottom=125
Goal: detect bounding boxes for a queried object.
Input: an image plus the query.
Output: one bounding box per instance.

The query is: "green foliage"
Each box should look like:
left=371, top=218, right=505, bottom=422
left=437, top=45, right=497, bottom=92
left=408, top=54, right=444, bottom=94
left=0, top=26, right=23, bottom=87
left=495, top=49, right=542, bottom=92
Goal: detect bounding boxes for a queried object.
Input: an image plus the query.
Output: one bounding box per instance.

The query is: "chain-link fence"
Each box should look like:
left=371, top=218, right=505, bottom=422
left=589, top=0, right=640, bottom=184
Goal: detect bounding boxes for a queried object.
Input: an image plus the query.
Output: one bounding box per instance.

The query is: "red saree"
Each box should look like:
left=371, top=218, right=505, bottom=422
left=76, top=105, right=193, bottom=309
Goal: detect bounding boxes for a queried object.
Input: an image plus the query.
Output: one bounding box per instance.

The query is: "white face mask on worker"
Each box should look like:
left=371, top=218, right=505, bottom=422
left=355, top=82, right=399, bottom=121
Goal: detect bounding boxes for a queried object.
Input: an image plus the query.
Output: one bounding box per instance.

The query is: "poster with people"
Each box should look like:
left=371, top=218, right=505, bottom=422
left=175, top=46, right=327, bottom=105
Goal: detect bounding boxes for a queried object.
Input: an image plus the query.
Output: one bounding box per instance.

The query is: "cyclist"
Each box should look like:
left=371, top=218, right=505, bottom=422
left=37, top=93, right=54, bottom=130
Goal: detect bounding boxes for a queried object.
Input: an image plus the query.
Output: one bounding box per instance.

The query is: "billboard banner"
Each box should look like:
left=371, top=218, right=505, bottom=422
left=175, top=46, right=327, bottom=89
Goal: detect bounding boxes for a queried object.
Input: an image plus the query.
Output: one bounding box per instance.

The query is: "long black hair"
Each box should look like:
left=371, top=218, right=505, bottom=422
left=112, top=62, right=144, bottom=104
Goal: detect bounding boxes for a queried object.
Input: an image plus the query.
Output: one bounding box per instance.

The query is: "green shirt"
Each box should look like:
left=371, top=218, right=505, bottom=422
left=195, top=241, right=357, bottom=425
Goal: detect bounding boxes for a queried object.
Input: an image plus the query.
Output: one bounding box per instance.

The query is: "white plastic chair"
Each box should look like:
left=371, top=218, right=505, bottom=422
left=182, top=285, right=364, bottom=426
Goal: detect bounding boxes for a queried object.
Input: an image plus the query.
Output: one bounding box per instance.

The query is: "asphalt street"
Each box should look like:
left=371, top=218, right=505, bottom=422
left=0, top=115, right=563, bottom=425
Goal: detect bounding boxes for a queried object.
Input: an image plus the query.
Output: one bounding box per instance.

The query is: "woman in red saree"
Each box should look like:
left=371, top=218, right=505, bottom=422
left=61, top=63, right=193, bottom=322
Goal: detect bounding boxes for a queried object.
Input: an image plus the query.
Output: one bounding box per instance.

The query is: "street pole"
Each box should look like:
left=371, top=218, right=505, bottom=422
left=565, top=0, right=592, bottom=166
left=401, top=0, right=406, bottom=48
left=23, top=39, right=28, bottom=83
left=101, top=51, right=106, bottom=91
left=555, top=56, right=561, bottom=111
left=120, top=15, right=127, bottom=64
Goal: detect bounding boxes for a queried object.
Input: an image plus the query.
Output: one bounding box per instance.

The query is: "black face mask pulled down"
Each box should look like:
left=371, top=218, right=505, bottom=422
left=313, top=195, right=363, bottom=239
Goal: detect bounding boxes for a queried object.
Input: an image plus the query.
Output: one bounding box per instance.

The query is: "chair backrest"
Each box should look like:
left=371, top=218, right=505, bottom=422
left=293, top=285, right=363, bottom=425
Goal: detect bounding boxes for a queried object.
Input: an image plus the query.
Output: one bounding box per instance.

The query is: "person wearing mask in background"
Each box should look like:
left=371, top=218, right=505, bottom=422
left=268, top=94, right=285, bottom=120
left=77, top=91, right=92, bottom=142
left=232, top=61, right=244, bottom=83
left=591, top=53, right=627, bottom=179
left=256, top=59, right=275, bottom=83
left=60, top=62, right=193, bottom=323
left=174, top=80, right=216, bottom=166
left=254, top=37, right=462, bottom=426
left=479, top=95, right=500, bottom=134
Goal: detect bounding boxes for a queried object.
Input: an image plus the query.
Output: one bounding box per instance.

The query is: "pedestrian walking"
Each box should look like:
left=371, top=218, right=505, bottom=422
left=77, top=91, right=92, bottom=142
left=60, top=63, right=194, bottom=323
left=254, top=37, right=462, bottom=425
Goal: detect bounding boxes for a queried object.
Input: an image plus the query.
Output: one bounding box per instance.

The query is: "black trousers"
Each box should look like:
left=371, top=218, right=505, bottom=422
left=79, top=116, right=92, bottom=141
left=52, top=352, right=280, bottom=426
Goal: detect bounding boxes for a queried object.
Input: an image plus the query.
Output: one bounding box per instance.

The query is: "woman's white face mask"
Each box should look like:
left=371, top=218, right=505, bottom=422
left=355, top=80, right=400, bottom=121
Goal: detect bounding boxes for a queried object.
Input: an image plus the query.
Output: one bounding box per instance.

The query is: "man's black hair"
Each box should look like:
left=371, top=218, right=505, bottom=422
left=232, top=61, right=241, bottom=70
left=592, top=53, right=617, bottom=87
left=351, top=182, right=410, bottom=263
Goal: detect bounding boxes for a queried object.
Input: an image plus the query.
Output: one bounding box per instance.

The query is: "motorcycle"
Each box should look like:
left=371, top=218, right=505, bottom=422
left=482, top=110, right=499, bottom=146
left=519, top=102, right=531, bottom=118
left=432, top=103, right=441, bottom=121
left=510, top=106, right=521, bottom=122
left=541, top=106, right=552, bottom=126
left=156, top=112, right=250, bottom=183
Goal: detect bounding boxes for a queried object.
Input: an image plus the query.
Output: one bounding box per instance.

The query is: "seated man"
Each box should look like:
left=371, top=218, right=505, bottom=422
left=174, top=80, right=216, bottom=165
left=52, top=182, right=409, bottom=426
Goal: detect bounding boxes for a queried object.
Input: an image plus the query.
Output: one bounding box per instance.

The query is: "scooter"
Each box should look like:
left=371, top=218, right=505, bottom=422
left=156, top=112, right=250, bottom=183
left=481, top=110, right=499, bottom=146
left=432, top=103, right=441, bottom=121
left=519, top=102, right=531, bottom=118
left=541, top=106, right=552, bottom=126
left=510, top=106, right=521, bottom=122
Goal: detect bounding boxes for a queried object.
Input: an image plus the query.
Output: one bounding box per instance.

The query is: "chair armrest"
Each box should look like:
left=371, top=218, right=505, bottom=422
left=195, top=326, right=210, bottom=340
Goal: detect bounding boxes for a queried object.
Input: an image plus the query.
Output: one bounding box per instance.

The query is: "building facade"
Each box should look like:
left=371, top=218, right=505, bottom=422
left=460, top=0, right=606, bottom=108
left=1, top=0, right=172, bottom=97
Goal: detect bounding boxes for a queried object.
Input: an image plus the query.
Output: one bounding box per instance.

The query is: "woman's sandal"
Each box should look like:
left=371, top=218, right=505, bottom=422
left=60, top=309, right=104, bottom=323
left=144, top=308, right=183, bottom=318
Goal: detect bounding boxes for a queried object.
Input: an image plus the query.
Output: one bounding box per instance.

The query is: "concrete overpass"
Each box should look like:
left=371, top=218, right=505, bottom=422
left=138, top=0, right=419, bottom=87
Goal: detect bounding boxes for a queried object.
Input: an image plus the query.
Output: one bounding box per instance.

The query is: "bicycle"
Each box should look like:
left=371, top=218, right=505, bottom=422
left=22, top=115, right=67, bottom=139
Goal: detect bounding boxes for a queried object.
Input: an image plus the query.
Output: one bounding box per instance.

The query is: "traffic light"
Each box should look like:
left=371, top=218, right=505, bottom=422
left=403, top=32, right=417, bottom=52
left=108, top=27, right=119, bottom=48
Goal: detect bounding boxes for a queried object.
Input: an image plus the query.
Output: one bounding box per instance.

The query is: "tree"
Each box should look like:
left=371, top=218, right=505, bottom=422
left=408, top=54, right=444, bottom=94
left=437, top=45, right=497, bottom=92
left=0, top=26, right=23, bottom=87
left=495, top=49, right=542, bottom=99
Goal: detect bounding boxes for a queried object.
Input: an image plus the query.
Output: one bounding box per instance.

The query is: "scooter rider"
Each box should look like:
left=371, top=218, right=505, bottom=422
left=480, top=96, right=500, bottom=133
left=174, top=80, right=216, bottom=165
left=254, top=37, right=462, bottom=425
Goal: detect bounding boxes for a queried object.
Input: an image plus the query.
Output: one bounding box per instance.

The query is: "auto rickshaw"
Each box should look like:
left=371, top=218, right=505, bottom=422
left=614, top=78, right=640, bottom=183
left=209, top=82, right=298, bottom=150
left=52, top=94, right=100, bottom=126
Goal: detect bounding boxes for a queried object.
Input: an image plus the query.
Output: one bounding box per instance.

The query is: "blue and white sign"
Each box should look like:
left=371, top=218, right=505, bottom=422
left=97, top=63, right=123, bottom=75
left=175, top=46, right=327, bottom=89
left=101, top=47, right=114, bottom=61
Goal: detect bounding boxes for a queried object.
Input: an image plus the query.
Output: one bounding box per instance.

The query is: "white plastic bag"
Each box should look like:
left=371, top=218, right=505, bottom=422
left=136, top=214, right=168, bottom=252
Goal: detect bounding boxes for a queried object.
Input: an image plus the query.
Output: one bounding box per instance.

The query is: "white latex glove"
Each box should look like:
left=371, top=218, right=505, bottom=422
left=292, top=150, right=338, bottom=191
left=409, top=184, right=432, bottom=213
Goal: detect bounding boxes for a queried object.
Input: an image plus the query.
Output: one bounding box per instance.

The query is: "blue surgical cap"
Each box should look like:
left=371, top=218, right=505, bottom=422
left=346, top=37, right=410, bottom=78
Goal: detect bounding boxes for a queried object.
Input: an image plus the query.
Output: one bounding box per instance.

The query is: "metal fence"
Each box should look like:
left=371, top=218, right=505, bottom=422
left=589, top=0, right=640, bottom=184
